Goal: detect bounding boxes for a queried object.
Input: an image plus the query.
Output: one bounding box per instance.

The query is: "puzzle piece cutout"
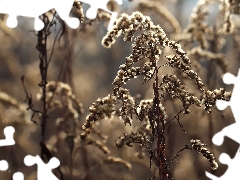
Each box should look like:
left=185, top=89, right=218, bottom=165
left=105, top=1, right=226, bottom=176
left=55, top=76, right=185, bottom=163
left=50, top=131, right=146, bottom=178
left=80, top=0, right=122, bottom=30
left=205, top=68, right=240, bottom=179
left=1, top=154, right=60, bottom=180
left=205, top=147, right=240, bottom=180
left=0, top=160, right=24, bottom=180
left=0, top=126, right=15, bottom=146
left=0, top=0, right=123, bottom=31
left=0, top=159, right=8, bottom=171
left=24, top=155, right=60, bottom=180
left=0, top=126, right=15, bottom=173
left=0, top=126, right=24, bottom=180
left=12, top=172, right=24, bottom=180
left=0, top=0, right=79, bottom=30
left=0, top=126, right=60, bottom=179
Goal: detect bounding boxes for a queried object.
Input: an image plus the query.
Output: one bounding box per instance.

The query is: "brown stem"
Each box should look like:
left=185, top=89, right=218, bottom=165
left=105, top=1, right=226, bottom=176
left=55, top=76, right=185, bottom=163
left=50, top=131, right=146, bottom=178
left=69, top=149, right=73, bottom=180
left=151, top=53, right=166, bottom=179
left=36, top=14, right=50, bottom=159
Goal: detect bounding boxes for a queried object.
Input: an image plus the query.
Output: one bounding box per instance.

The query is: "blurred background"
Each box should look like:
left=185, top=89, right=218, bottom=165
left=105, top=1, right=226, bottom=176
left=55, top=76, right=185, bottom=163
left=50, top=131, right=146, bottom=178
left=0, top=0, right=239, bottom=179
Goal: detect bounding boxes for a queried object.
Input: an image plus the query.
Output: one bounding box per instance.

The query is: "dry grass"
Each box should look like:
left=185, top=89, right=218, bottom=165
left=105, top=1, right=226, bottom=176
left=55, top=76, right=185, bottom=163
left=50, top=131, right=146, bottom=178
left=0, top=0, right=239, bottom=180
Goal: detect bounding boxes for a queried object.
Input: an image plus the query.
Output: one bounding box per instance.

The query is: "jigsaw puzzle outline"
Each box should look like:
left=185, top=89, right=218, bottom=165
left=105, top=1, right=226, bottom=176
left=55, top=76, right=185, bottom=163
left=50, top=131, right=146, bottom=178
left=24, top=155, right=60, bottom=180
left=0, top=1, right=124, bottom=179
left=0, top=0, right=123, bottom=31
left=4, top=0, right=239, bottom=179
left=0, top=126, right=15, bottom=171
left=0, top=126, right=25, bottom=180
left=205, top=69, right=240, bottom=180
left=0, top=126, right=60, bottom=180
left=0, top=0, right=80, bottom=30
left=80, top=0, right=122, bottom=30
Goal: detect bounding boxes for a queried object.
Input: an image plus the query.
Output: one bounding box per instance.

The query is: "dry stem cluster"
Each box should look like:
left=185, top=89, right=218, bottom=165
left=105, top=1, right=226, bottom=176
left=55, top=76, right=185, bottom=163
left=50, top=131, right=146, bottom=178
left=0, top=0, right=239, bottom=180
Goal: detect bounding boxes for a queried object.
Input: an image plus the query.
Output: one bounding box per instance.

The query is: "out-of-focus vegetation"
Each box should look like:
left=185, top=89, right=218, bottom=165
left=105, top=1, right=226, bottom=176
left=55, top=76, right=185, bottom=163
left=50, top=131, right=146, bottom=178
left=0, top=0, right=239, bottom=179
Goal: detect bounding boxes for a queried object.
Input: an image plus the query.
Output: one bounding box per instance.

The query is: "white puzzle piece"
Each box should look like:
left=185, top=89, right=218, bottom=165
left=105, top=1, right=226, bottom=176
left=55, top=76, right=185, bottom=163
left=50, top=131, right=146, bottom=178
left=0, top=126, right=15, bottom=174
left=205, top=69, right=240, bottom=179
left=0, top=0, right=80, bottom=30
left=0, top=126, right=15, bottom=146
left=0, top=125, right=60, bottom=179
left=0, top=159, right=8, bottom=171
left=0, top=0, right=123, bottom=31
left=206, top=147, right=240, bottom=180
left=80, top=0, right=122, bottom=29
left=12, top=172, right=24, bottom=180
left=24, top=155, right=60, bottom=180
left=0, top=126, right=25, bottom=180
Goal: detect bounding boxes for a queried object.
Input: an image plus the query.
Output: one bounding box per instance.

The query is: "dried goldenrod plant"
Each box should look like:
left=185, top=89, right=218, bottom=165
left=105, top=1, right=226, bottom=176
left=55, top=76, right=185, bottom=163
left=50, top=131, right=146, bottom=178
left=1, top=1, right=239, bottom=180
left=80, top=11, right=232, bottom=179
